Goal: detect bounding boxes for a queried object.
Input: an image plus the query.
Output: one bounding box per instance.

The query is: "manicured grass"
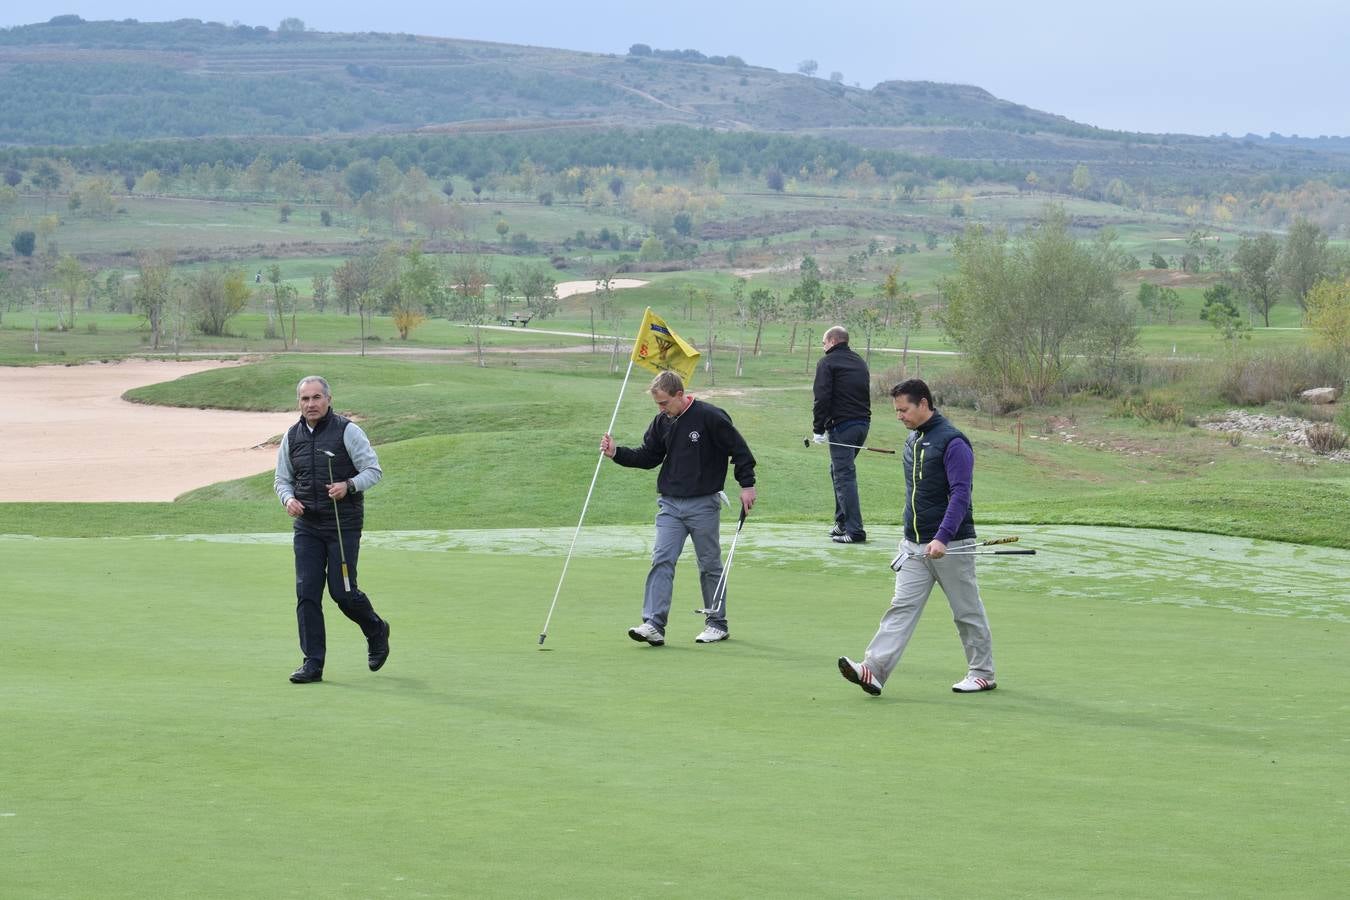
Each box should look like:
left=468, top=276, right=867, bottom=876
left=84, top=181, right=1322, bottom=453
left=4, top=526, right=1346, bottom=897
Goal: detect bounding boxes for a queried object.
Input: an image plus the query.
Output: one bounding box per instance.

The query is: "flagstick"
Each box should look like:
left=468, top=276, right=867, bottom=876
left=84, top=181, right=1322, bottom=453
left=538, top=356, right=636, bottom=647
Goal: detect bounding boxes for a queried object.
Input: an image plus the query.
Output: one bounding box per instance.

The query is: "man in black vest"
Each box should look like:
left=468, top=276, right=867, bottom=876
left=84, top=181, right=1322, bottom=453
left=811, top=324, right=872, bottom=543
left=838, top=379, right=997, bottom=696
left=274, top=376, right=390, bottom=683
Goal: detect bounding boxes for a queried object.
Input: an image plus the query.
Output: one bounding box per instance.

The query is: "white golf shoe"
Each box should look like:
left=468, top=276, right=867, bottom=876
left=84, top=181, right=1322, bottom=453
left=837, top=656, right=881, bottom=696
left=951, top=675, right=997, bottom=693
left=627, top=622, right=665, bottom=646
left=694, top=625, right=729, bottom=643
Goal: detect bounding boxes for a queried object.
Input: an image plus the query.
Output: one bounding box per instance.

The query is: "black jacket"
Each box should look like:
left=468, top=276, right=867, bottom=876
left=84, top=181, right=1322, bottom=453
left=812, top=343, right=871, bottom=433
left=613, top=398, right=756, bottom=497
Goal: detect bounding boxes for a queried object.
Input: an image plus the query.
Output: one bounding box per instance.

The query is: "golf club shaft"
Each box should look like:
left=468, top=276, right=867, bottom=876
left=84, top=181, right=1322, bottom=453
left=697, top=507, right=747, bottom=616
left=805, top=437, right=896, bottom=454
left=326, top=455, right=353, bottom=592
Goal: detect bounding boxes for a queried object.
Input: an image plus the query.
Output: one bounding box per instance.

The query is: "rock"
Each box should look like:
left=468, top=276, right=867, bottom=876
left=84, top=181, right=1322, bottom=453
left=1300, top=387, right=1341, bottom=404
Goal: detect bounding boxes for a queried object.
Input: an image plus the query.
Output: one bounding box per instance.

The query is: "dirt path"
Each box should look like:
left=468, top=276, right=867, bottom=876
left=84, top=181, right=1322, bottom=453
left=4, top=360, right=297, bottom=502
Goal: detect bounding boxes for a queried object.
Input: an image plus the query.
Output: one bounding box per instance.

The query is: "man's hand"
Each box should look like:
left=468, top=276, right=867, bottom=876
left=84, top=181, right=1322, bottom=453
left=284, top=498, right=304, bottom=518
left=326, top=481, right=349, bottom=500
left=812, top=433, right=827, bottom=444
left=740, top=486, right=757, bottom=513
left=925, top=539, right=947, bottom=559
left=599, top=433, right=616, bottom=458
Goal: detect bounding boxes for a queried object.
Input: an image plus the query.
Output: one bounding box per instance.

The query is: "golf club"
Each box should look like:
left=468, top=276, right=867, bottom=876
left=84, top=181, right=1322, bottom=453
left=321, top=450, right=353, bottom=593
left=802, top=435, right=896, bottom=455
left=890, top=543, right=1036, bottom=572
left=695, top=505, right=748, bottom=617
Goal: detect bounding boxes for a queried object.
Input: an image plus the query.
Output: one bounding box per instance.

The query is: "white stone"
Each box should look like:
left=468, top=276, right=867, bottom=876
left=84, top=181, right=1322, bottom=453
left=1299, top=387, right=1341, bottom=404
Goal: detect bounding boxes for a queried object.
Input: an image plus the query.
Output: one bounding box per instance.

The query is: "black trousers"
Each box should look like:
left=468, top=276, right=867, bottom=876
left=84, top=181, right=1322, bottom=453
left=293, top=524, right=382, bottom=668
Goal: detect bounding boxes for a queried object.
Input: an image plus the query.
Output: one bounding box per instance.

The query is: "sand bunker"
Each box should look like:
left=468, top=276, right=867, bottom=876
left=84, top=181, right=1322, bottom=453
left=4, top=360, right=298, bottom=502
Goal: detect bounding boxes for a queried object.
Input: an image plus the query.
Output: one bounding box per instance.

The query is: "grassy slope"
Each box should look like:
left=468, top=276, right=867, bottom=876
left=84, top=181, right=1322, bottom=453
left=2, top=354, right=1344, bottom=547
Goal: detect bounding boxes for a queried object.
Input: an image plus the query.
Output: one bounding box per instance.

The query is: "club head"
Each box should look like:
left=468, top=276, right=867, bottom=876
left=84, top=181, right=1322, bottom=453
left=890, top=551, right=911, bottom=572
left=803, top=437, right=811, bottom=447
left=320, top=450, right=336, bottom=458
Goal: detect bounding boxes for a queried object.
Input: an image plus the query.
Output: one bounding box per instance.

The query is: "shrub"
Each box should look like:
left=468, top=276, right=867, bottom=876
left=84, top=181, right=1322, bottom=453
left=1113, top=395, right=1184, bottom=426
left=1218, top=349, right=1349, bottom=405
left=1305, top=423, right=1348, bottom=455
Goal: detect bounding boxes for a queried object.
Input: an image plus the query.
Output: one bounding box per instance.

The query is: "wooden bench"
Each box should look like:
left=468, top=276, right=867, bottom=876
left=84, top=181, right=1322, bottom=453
left=502, top=313, right=534, bottom=327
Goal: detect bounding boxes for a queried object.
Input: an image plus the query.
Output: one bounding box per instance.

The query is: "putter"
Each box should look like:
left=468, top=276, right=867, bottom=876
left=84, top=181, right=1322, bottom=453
left=320, top=450, right=353, bottom=593
left=803, top=436, right=896, bottom=455
left=695, top=505, right=747, bottom=617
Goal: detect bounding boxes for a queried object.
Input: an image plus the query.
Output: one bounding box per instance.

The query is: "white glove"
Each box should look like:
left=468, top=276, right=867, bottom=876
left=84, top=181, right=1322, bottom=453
left=812, top=433, right=827, bottom=444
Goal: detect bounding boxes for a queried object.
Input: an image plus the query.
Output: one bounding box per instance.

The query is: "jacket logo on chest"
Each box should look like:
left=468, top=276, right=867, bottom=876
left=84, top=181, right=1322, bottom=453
left=688, top=430, right=701, bottom=443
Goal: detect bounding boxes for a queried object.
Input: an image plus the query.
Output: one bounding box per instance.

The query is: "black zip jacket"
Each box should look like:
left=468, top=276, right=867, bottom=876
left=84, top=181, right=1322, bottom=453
left=612, top=398, right=756, bottom=497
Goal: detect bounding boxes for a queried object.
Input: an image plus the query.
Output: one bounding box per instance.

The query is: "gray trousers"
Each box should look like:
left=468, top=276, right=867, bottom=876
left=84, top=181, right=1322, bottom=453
left=642, top=494, right=725, bottom=633
left=863, top=538, right=994, bottom=684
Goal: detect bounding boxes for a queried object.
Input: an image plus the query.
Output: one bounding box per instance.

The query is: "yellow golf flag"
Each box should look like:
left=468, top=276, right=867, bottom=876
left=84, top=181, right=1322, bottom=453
left=631, top=308, right=700, bottom=383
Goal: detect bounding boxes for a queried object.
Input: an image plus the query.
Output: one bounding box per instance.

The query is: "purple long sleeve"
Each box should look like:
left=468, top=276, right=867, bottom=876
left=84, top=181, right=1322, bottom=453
left=934, top=439, right=974, bottom=545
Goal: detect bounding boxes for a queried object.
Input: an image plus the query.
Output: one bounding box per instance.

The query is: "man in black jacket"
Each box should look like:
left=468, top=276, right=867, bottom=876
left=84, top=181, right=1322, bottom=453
left=812, top=325, right=872, bottom=543
left=273, top=376, right=390, bottom=683
left=601, top=371, right=757, bottom=646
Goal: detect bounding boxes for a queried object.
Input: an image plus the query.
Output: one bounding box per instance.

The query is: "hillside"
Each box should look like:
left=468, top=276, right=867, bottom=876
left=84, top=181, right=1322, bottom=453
left=3, top=15, right=1350, bottom=207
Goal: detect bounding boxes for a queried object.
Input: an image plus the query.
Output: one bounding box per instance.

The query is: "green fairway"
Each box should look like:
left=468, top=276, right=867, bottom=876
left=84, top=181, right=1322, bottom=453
left=4, top=525, right=1346, bottom=897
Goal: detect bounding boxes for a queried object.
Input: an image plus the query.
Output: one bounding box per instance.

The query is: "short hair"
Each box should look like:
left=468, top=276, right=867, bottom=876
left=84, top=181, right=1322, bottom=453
left=824, top=325, right=849, bottom=343
left=296, top=375, right=330, bottom=397
left=648, top=370, right=685, bottom=396
left=890, top=378, right=933, bottom=409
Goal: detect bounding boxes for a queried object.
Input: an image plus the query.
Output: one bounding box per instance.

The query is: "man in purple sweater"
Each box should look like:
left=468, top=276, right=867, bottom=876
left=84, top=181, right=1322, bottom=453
left=838, top=379, right=997, bottom=696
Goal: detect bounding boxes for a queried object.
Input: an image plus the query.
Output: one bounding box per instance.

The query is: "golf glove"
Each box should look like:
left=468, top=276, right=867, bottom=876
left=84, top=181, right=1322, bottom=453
left=812, top=433, right=827, bottom=444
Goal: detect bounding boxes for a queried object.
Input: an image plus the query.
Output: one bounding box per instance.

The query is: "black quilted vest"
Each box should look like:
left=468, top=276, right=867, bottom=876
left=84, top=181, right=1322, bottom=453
left=902, top=410, right=975, bottom=544
left=287, top=410, right=364, bottom=530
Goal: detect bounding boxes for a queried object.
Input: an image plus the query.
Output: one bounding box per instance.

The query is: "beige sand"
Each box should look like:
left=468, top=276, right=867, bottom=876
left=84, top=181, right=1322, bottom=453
left=4, top=360, right=298, bottom=502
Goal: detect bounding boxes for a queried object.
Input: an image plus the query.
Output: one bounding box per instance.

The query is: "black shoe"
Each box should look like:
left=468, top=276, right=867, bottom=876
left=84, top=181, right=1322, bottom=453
left=289, top=665, right=323, bottom=684
left=828, top=524, right=846, bottom=537
left=832, top=533, right=867, bottom=544
left=368, top=620, right=391, bottom=671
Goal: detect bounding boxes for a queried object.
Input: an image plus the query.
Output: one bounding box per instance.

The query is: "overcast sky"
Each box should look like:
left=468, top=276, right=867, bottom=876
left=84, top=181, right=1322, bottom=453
left=6, top=1, right=1347, bottom=138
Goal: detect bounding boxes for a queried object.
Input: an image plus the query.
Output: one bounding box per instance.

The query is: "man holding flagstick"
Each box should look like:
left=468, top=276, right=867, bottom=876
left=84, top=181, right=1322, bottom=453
left=601, top=360, right=757, bottom=646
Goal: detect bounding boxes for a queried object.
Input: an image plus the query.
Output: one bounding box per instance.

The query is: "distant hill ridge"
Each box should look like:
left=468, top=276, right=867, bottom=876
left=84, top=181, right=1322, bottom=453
left=0, top=13, right=1345, bottom=185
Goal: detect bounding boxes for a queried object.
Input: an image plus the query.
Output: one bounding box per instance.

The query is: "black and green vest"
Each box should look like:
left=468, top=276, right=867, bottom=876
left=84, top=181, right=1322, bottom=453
left=902, top=410, right=975, bottom=544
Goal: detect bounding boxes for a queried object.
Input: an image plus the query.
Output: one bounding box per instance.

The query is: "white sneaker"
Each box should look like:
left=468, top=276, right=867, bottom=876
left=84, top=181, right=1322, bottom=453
left=837, top=656, right=881, bottom=696
left=627, top=622, right=665, bottom=646
left=952, top=675, right=997, bottom=693
left=694, top=625, right=728, bottom=643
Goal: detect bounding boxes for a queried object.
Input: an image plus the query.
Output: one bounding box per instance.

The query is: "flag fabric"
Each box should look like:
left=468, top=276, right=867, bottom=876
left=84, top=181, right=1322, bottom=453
left=630, top=308, right=700, bottom=383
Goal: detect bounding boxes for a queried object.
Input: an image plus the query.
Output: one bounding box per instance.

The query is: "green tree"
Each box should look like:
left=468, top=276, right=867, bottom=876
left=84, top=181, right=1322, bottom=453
left=266, top=264, right=300, bottom=348
left=1200, top=283, right=1251, bottom=345
left=12, top=230, right=36, bottom=258
left=746, top=287, right=779, bottom=356
left=1304, top=277, right=1350, bottom=358
left=1279, top=218, right=1329, bottom=310
left=190, top=266, right=250, bottom=336
left=134, top=250, right=173, bottom=351
left=1233, top=233, right=1281, bottom=326
left=52, top=254, right=87, bottom=331
left=516, top=264, right=558, bottom=319
left=1071, top=164, right=1092, bottom=195
left=786, top=256, right=825, bottom=353
left=310, top=272, right=330, bottom=314
left=938, top=206, right=1131, bottom=402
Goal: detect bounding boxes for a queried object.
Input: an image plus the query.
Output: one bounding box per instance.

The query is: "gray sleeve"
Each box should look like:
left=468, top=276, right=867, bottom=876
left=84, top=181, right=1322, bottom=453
left=273, top=431, right=295, bottom=505
left=344, top=424, right=382, bottom=492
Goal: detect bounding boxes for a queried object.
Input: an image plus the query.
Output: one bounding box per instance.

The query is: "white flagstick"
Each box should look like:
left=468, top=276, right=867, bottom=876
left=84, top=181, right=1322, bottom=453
left=538, top=356, right=636, bottom=647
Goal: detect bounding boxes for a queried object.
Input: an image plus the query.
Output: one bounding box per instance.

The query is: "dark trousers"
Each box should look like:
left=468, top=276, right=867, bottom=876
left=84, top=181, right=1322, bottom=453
left=294, top=525, right=382, bottom=668
left=829, top=420, right=869, bottom=539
